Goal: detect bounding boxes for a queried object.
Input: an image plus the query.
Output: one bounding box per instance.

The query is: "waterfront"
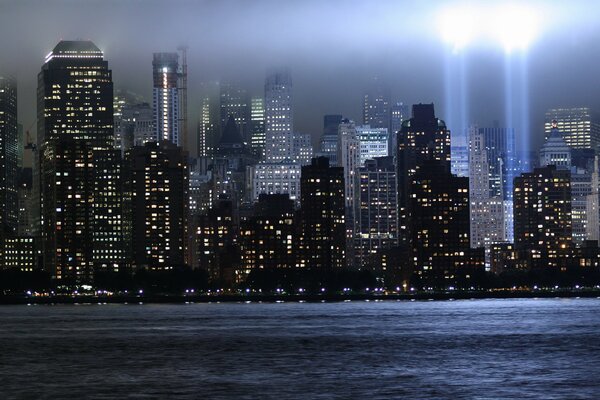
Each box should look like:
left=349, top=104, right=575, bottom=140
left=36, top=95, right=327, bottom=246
left=1, top=299, right=599, bottom=399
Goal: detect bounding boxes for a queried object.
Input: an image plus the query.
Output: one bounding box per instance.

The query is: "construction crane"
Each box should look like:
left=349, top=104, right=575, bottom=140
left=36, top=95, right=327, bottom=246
left=24, top=121, right=36, bottom=151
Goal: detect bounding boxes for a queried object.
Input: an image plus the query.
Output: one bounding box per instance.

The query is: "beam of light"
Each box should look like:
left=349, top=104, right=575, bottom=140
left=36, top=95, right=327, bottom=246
left=437, top=2, right=541, bottom=53
left=490, top=4, right=539, bottom=53
left=438, top=6, right=477, bottom=52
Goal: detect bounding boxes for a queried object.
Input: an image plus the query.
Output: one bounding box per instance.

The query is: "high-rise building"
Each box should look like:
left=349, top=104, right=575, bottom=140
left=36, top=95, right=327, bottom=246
left=0, top=75, right=19, bottom=236
left=250, top=97, right=266, bottom=157
left=220, top=83, right=250, bottom=143
left=450, top=129, right=469, bottom=178
left=253, top=68, right=300, bottom=203
left=410, top=160, right=483, bottom=286
left=586, top=157, right=600, bottom=242
left=544, top=107, right=600, bottom=149
left=292, top=133, right=313, bottom=165
left=318, top=133, right=338, bottom=165
left=514, top=165, right=572, bottom=268
left=356, top=125, right=388, bottom=165
left=115, top=103, right=154, bottom=152
left=323, top=114, right=343, bottom=136
left=264, top=68, right=293, bottom=162
left=37, top=40, right=121, bottom=282
left=252, top=162, right=301, bottom=204
left=539, top=121, right=572, bottom=169
left=152, top=53, right=180, bottom=146
left=363, top=77, right=391, bottom=131
left=299, top=157, right=345, bottom=269
left=571, top=168, right=592, bottom=245
left=196, top=199, right=236, bottom=285
left=198, top=81, right=220, bottom=157
left=239, top=194, right=296, bottom=279
left=337, top=120, right=361, bottom=259
left=468, top=126, right=505, bottom=266
left=397, top=104, right=451, bottom=244
left=126, top=141, right=188, bottom=269
left=354, top=157, right=398, bottom=269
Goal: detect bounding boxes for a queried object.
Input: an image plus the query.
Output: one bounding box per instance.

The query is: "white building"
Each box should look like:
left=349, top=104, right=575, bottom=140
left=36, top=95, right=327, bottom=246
left=292, top=133, right=314, bottom=165
left=469, top=125, right=505, bottom=268
left=264, top=68, right=293, bottom=162
left=252, top=162, right=301, bottom=203
left=356, top=125, right=388, bottom=165
left=152, top=53, right=180, bottom=146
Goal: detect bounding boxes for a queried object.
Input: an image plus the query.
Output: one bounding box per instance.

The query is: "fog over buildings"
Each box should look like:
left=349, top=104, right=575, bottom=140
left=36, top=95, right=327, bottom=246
left=1, top=0, right=600, bottom=153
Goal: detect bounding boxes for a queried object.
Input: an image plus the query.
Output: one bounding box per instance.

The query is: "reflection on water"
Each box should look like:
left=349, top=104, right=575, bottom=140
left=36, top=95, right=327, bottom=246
left=1, top=298, right=599, bottom=399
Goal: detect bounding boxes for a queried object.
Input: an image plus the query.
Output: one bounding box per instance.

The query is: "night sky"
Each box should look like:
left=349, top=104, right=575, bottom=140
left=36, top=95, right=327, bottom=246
left=1, top=0, right=599, bottom=153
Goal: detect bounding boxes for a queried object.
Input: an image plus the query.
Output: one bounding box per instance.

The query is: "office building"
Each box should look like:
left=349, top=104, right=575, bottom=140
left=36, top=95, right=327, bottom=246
left=514, top=165, right=572, bottom=268
left=152, top=52, right=180, bottom=146
left=37, top=40, right=120, bottom=282
left=0, top=75, right=18, bottom=236
left=250, top=97, right=266, bottom=157
left=264, top=68, right=293, bottom=162
left=354, top=157, right=398, bottom=268
left=397, top=104, right=451, bottom=244
left=127, top=141, right=188, bottom=269
left=539, top=121, right=571, bottom=169
left=356, top=125, right=388, bottom=165
left=363, top=77, right=390, bottom=131
left=239, top=194, right=296, bottom=279
left=544, top=107, right=600, bottom=149
left=220, top=83, right=250, bottom=143
left=299, top=157, right=345, bottom=269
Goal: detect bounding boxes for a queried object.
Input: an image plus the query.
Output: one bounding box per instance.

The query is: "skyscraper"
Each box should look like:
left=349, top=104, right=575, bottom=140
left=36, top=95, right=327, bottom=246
left=356, top=125, right=388, bottom=165
left=390, top=102, right=409, bottom=161
left=253, top=68, right=300, bottom=203
left=410, top=160, right=482, bottom=287
left=38, top=40, right=120, bottom=282
left=0, top=75, right=19, bottom=236
left=220, top=83, right=250, bottom=143
left=127, top=141, right=188, bottom=269
left=397, top=104, right=451, bottom=244
left=198, top=81, right=220, bottom=157
left=337, top=120, right=360, bottom=260
left=544, top=107, right=600, bottom=149
left=153, top=53, right=180, bottom=146
left=250, top=96, right=266, bottom=157
left=469, top=126, right=505, bottom=265
left=355, top=157, right=398, bottom=269
left=539, top=121, right=571, bottom=169
left=264, top=68, right=293, bottom=162
left=514, top=165, right=572, bottom=268
left=299, top=157, right=345, bottom=269
left=363, top=77, right=391, bottom=131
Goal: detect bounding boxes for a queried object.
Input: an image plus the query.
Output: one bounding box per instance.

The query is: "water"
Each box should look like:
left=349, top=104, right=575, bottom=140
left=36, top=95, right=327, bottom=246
left=1, top=298, right=599, bottom=399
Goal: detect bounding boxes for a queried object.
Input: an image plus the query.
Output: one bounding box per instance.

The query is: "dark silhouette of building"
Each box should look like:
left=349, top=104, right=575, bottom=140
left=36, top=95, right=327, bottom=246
left=410, top=160, right=483, bottom=288
left=514, top=165, right=572, bottom=268
left=37, top=40, right=122, bottom=283
left=299, top=157, right=345, bottom=269
left=0, top=74, right=18, bottom=238
left=323, top=114, right=343, bottom=136
left=363, top=77, right=391, bottom=131
left=355, top=156, right=398, bottom=269
left=397, top=104, right=451, bottom=245
left=220, top=83, right=250, bottom=143
left=127, top=141, right=188, bottom=270
left=239, top=194, right=296, bottom=280
left=195, top=198, right=237, bottom=286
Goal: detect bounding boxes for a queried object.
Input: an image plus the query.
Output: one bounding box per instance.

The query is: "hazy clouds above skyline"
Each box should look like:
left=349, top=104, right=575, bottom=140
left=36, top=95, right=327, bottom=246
left=1, top=0, right=600, bottom=150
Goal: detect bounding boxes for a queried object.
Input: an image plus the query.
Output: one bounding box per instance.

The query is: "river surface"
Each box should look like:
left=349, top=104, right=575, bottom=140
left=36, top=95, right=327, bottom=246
left=1, top=298, right=599, bottom=399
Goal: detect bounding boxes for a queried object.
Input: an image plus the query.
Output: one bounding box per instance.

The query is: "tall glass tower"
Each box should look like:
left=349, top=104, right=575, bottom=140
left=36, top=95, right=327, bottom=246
left=38, top=40, right=122, bottom=283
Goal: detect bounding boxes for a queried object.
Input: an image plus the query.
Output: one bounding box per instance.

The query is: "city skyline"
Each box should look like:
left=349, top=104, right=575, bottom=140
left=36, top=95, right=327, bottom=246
left=1, top=0, right=600, bottom=153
